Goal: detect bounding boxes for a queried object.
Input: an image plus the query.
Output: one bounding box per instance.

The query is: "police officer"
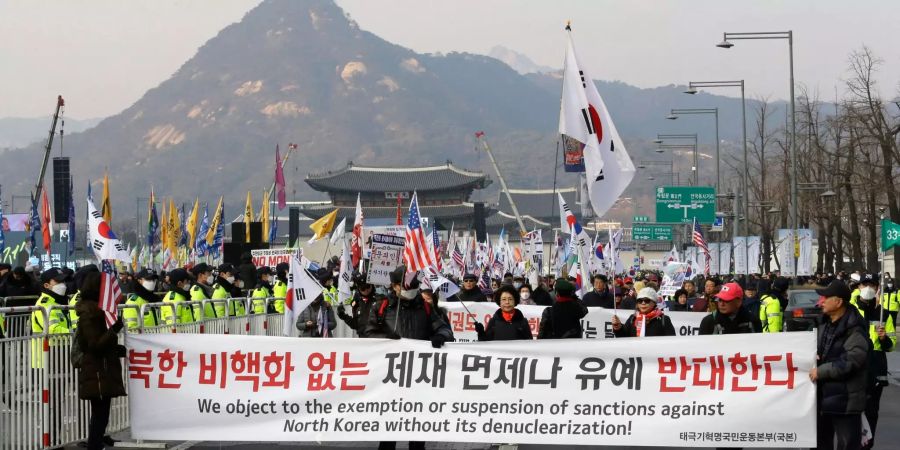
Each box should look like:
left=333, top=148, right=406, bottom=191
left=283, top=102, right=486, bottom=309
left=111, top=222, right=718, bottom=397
left=272, top=262, right=289, bottom=314
left=32, top=268, right=72, bottom=368
left=314, top=267, right=338, bottom=307
left=851, top=273, right=895, bottom=449
left=190, top=263, right=223, bottom=319
left=759, top=277, right=788, bottom=333
left=212, top=263, right=246, bottom=316
left=161, top=268, right=194, bottom=325
left=123, top=269, right=161, bottom=330
left=250, top=266, right=273, bottom=314
left=337, top=272, right=383, bottom=337
left=882, top=277, right=899, bottom=323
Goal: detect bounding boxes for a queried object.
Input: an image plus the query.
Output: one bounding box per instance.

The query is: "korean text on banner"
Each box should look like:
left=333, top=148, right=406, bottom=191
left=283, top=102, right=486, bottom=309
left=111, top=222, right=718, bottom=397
left=367, top=234, right=404, bottom=286
left=126, top=333, right=816, bottom=447
left=251, top=249, right=295, bottom=268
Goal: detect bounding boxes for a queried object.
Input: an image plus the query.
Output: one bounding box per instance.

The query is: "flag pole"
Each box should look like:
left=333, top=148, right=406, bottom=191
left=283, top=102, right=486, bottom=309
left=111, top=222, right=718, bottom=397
left=879, top=208, right=886, bottom=326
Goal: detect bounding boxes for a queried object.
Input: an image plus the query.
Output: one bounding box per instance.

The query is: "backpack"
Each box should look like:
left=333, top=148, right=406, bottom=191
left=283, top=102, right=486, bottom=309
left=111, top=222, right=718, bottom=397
left=70, top=326, right=84, bottom=369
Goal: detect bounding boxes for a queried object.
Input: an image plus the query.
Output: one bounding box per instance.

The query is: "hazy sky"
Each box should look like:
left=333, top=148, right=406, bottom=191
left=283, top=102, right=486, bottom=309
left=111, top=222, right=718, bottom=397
left=2, top=0, right=899, bottom=119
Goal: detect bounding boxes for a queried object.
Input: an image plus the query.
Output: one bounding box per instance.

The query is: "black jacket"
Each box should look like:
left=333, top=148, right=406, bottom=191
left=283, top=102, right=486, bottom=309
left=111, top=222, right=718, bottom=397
left=237, top=261, right=257, bottom=292
left=0, top=275, right=39, bottom=298
left=582, top=289, right=615, bottom=308
left=698, top=308, right=761, bottom=335
left=531, top=286, right=554, bottom=306
left=817, top=308, right=869, bottom=415
left=337, top=291, right=383, bottom=337
left=365, top=293, right=454, bottom=342
left=455, top=287, right=487, bottom=303
left=75, top=300, right=126, bottom=400
left=538, top=296, right=588, bottom=339
left=614, top=313, right=676, bottom=338
left=477, top=308, right=533, bottom=341
left=667, top=301, right=690, bottom=312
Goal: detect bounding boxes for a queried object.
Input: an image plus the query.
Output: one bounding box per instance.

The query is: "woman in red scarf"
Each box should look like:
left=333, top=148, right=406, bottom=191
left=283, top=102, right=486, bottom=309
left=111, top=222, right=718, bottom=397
left=612, top=287, right=676, bottom=337
left=474, top=285, right=534, bottom=341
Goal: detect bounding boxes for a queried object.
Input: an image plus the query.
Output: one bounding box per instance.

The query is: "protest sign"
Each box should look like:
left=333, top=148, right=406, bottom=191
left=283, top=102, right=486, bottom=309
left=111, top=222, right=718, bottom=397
left=441, top=303, right=705, bottom=343
left=366, top=234, right=404, bottom=286
left=361, top=225, right=405, bottom=259
left=251, top=249, right=297, bottom=268
left=127, top=332, right=815, bottom=447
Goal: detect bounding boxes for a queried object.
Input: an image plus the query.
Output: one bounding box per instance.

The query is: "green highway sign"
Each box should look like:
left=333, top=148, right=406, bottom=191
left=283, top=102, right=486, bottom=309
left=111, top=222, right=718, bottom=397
left=633, top=215, right=650, bottom=223
left=632, top=225, right=673, bottom=241
left=655, top=186, right=716, bottom=224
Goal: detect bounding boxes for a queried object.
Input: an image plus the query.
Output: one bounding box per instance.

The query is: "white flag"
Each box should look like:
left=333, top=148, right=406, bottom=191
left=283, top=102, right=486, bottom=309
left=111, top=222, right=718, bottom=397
left=559, top=27, right=636, bottom=218
left=338, top=239, right=352, bottom=303
left=329, top=218, right=347, bottom=245
left=283, top=252, right=321, bottom=337
left=87, top=198, right=132, bottom=262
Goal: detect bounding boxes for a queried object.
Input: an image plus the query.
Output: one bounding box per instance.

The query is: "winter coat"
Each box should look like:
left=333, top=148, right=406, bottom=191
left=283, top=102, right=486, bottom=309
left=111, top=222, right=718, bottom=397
left=0, top=275, right=39, bottom=298
left=667, top=301, right=690, bottom=312
left=75, top=300, right=126, bottom=400
left=614, top=312, right=676, bottom=338
left=365, top=293, right=454, bottom=342
left=538, top=296, right=588, bottom=339
left=455, top=287, right=487, bottom=303
left=478, top=308, right=533, bottom=341
left=698, top=308, right=761, bottom=335
left=816, top=308, right=869, bottom=415
left=582, top=290, right=615, bottom=308
left=337, top=291, right=384, bottom=337
left=530, top=286, right=554, bottom=306
left=295, top=299, right=337, bottom=337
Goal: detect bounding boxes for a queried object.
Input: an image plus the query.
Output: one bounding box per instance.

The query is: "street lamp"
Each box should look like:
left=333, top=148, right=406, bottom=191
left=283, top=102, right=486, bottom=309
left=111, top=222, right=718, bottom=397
left=667, top=108, right=720, bottom=191
left=656, top=133, right=699, bottom=185
left=717, top=30, right=797, bottom=278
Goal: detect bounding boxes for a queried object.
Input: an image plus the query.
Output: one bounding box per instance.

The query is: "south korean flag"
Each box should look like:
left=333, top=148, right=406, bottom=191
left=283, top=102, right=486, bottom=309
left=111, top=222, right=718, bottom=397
left=87, top=199, right=131, bottom=262
left=282, top=250, right=321, bottom=337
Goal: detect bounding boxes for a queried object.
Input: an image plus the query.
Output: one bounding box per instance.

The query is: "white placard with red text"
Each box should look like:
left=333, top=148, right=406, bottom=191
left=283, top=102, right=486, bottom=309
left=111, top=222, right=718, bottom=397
left=251, top=249, right=295, bottom=268
left=126, top=333, right=815, bottom=447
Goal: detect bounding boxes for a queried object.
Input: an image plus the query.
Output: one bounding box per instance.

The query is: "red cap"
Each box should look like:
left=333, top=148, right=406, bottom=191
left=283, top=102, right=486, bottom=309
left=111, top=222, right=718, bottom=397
left=624, top=277, right=633, bottom=284
left=716, top=282, right=744, bottom=302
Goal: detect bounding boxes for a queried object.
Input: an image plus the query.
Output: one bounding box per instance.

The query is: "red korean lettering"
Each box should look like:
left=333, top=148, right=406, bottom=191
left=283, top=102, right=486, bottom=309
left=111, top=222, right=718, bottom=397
left=691, top=355, right=725, bottom=390
left=763, top=353, right=797, bottom=389
left=727, top=352, right=762, bottom=392
left=128, top=349, right=153, bottom=388
left=157, top=349, right=187, bottom=389
left=262, top=351, right=294, bottom=389
left=231, top=351, right=263, bottom=392
left=658, top=356, right=690, bottom=392
left=307, top=352, right=337, bottom=391
left=339, top=352, right=369, bottom=391
left=199, top=352, right=228, bottom=389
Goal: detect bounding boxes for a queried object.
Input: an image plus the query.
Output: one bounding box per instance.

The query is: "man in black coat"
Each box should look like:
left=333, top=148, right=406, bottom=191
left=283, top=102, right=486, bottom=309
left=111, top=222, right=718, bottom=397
left=337, top=272, right=384, bottom=337
left=454, top=273, right=487, bottom=303
left=237, top=252, right=257, bottom=293
left=538, top=279, right=587, bottom=339
left=698, top=282, right=761, bottom=335
left=581, top=274, right=614, bottom=308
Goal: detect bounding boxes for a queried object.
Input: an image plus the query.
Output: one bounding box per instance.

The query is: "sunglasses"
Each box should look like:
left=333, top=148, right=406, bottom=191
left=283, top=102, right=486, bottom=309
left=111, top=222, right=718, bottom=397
left=636, top=299, right=655, bottom=304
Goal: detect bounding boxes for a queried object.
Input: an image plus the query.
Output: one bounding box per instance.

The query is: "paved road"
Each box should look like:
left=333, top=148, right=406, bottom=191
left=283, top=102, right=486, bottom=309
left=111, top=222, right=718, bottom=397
left=76, top=352, right=900, bottom=449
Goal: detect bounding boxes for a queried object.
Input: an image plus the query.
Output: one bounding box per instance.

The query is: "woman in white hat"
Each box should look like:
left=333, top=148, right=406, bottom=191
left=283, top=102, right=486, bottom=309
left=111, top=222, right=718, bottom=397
left=611, top=287, right=676, bottom=337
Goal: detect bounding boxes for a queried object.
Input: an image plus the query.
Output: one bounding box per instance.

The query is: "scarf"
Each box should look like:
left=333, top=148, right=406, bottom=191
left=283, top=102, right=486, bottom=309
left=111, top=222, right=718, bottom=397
left=501, top=310, right=515, bottom=323
left=634, top=308, right=663, bottom=337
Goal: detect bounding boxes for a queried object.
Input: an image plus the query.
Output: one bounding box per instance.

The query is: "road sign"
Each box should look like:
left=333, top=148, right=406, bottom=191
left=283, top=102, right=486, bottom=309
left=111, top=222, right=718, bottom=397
left=655, top=186, right=716, bottom=224
left=711, top=216, right=724, bottom=232
left=633, top=225, right=673, bottom=241
left=633, top=215, right=650, bottom=223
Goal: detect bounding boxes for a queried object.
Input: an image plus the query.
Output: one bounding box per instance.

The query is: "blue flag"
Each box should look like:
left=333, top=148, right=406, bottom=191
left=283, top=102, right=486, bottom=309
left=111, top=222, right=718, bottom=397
left=68, top=177, right=76, bottom=256
left=28, top=193, right=40, bottom=257
left=196, top=203, right=210, bottom=256
left=212, top=206, right=224, bottom=257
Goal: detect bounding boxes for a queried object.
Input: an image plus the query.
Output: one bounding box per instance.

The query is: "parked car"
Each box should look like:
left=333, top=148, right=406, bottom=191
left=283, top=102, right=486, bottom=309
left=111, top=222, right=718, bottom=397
left=784, top=289, right=822, bottom=331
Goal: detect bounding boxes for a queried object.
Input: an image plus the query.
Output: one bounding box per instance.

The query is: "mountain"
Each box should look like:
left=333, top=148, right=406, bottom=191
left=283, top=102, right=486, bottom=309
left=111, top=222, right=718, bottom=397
left=0, top=116, right=102, bottom=150
left=0, top=0, right=782, bottom=230
left=488, top=45, right=555, bottom=75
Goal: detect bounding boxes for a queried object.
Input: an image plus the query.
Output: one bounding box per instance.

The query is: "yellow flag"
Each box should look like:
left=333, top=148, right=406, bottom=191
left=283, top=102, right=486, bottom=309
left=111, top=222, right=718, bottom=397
left=160, top=201, right=170, bottom=251
left=206, top=196, right=223, bottom=246
left=244, top=191, right=253, bottom=243
left=101, top=171, right=112, bottom=224
left=309, top=209, right=338, bottom=241
left=186, top=198, right=199, bottom=249
left=260, top=190, right=270, bottom=243
left=169, top=198, right=180, bottom=254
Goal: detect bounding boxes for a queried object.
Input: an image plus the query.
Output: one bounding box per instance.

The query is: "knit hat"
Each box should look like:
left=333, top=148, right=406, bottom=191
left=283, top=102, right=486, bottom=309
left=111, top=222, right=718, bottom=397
left=554, top=278, right=576, bottom=296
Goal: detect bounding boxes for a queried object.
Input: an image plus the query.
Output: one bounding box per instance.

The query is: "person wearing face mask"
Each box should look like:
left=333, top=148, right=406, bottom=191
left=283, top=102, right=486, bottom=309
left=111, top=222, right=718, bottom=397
left=31, top=268, right=72, bottom=368
left=161, top=269, right=195, bottom=325
left=190, top=263, right=223, bottom=319
left=212, top=263, right=246, bottom=316
left=318, top=266, right=339, bottom=307
left=850, top=273, right=895, bottom=449
left=296, top=269, right=337, bottom=338
left=759, top=277, right=789, bottom=333
left=612, top=287, right=676, bottom=337
left=123, top=269, right=161, bottom=330
left=337, top=272, right=384, bottom=337
left=518, top=283, right=535, bottom=305
left=474, top=285, right=532, bottom=341
left=272, top=262, right=289, bottom=314
left=250, top=266, right=274, bottom=314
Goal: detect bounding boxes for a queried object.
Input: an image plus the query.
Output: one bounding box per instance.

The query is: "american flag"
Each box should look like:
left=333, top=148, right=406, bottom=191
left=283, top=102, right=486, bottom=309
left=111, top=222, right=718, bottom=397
left=451, top=242, right=464, bottom=270
left=429, top=227, right=442, bottom=271
left=99, top=260, right=124, bottom=327
left=403, top=192, right=434, bottom=271
left=692, top=217, right=710, bottom=275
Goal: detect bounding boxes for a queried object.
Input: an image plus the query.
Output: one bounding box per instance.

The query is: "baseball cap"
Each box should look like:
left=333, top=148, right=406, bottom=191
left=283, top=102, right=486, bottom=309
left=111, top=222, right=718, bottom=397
left=191, top=263, right=212, bottom=276
left=815, top=280, right=851, bottom=303
left=217, top=263, right=235, bottom=274
left=462, top=273, right=478, bottom=281
left=716, top=282, right=744, bottom=302
left=168, top=268, right=190, bottom=285
left=860, top=273, right=878, bottom=286
left=636, top=287, right=658, bottom=302
left=136, top=268, right=159, bottom=280
left=40, top=268, right=67, bottom=284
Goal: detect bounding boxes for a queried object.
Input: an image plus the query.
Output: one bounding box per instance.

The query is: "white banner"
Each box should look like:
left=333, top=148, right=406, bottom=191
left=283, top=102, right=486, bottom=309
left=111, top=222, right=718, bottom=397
left=707, top=243, right=720, bottom=276
left=441, top=303, right=706, bottom=342
left=797, top=229, right=813, bottom=277
left=361, top=225, right=405, bottom=259
left=733, top=237, right=747, bottom=275
left=747, top=236, right=761, bottom=274
left=776, top=229, right=795, bottom=277
left=659, top=263, right=688, bottom=297
left=719, top=242, right=732, bottom=275
left=366, top=234, right=405, bottom=286
left=127, top=333, right=815, bottom=447
left=251, top=249, right=295, bottom=268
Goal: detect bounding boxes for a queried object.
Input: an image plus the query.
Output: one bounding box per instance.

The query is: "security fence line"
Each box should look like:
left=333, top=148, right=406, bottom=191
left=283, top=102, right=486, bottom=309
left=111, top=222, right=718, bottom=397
left=0, top=297, right=289, bottom=450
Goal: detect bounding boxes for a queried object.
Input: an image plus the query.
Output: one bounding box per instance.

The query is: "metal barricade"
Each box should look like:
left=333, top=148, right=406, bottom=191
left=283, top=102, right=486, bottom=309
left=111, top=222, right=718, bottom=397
left=226, top=298, right=251, bottom=336
left=201, top=299, right=231, bottom=335
left=265, top=298, right=285, bottom=337
left=0, top=306, right=46, bottom=450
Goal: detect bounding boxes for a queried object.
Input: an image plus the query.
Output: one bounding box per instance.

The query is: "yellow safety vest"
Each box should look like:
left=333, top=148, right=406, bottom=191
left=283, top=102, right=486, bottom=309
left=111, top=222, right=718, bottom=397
left=759, top=294, right=783, bottom=333
left=123, top=294, right=159, bottom=330
left=273, top=280, right=287, bottom=314
left=192, top=284, right=225, bottom=319
left=67, top=291, right=81, bottom=330
left=212, top=283, right=245, bottom=316
left=31, top=293, right=71, bottom=368
left=250, top=285, right=271, bottom=314
left=851, top=298, right=897, bottom=352
left=161, top=291, right=194, bottom=325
